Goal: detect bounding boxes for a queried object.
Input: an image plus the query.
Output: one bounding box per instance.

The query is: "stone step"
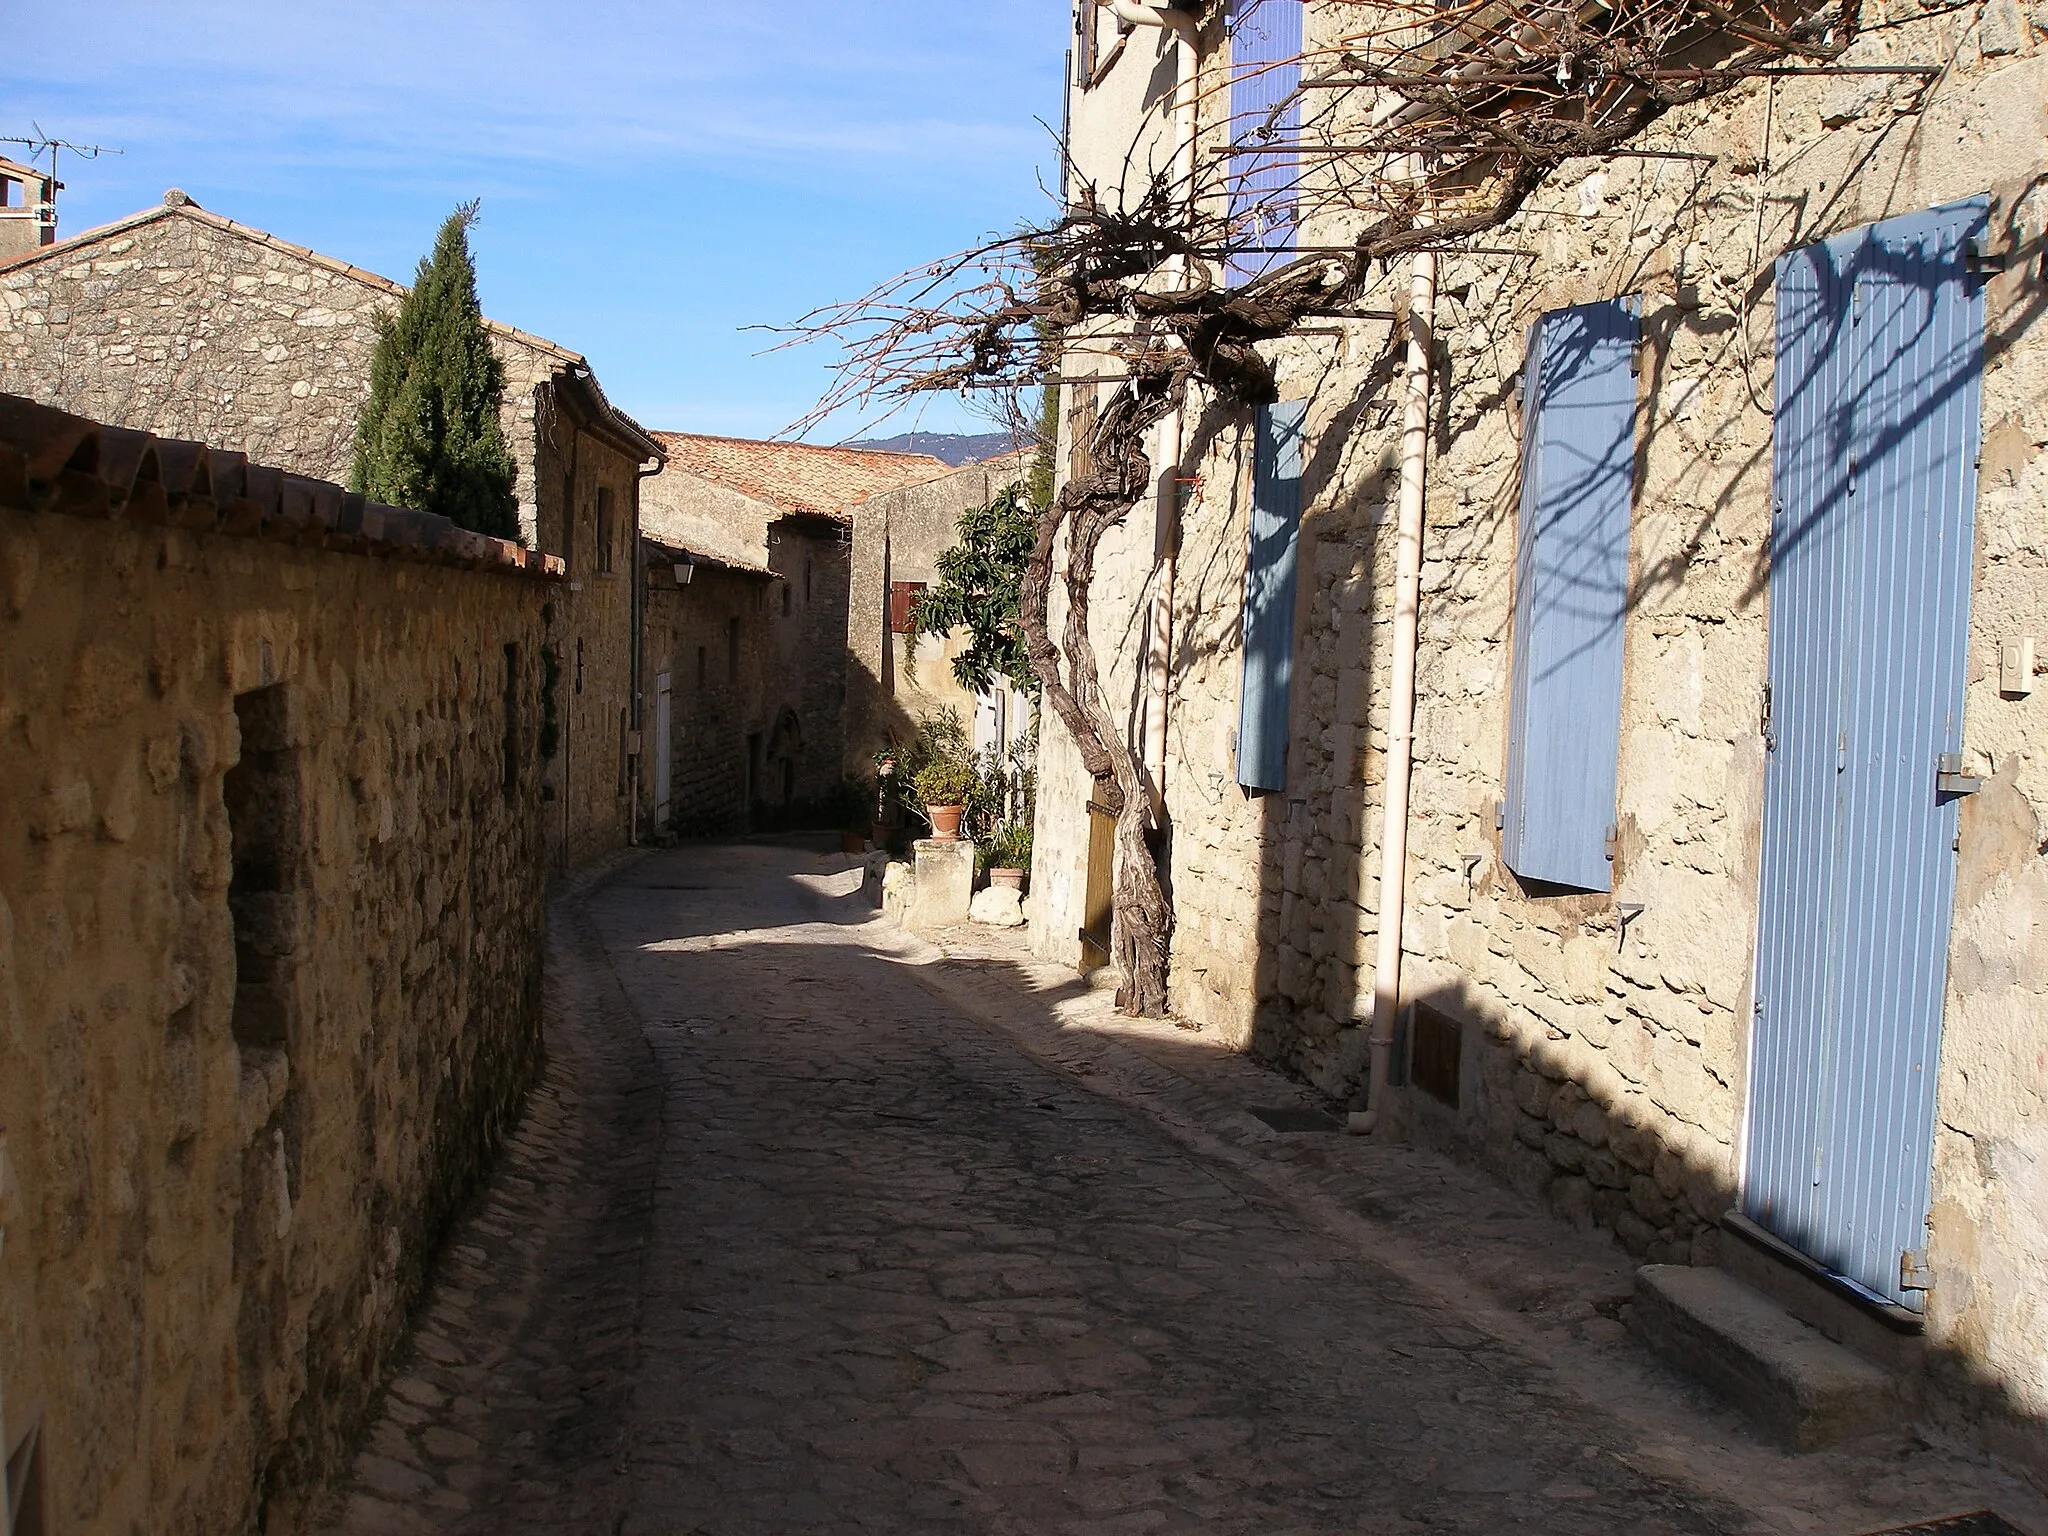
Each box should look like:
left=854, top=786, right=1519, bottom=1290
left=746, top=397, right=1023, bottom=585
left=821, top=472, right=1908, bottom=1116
left=1717, top=1211, right=1927, bottom=1382
left=1630, top=1264, right=1905, bottom=1450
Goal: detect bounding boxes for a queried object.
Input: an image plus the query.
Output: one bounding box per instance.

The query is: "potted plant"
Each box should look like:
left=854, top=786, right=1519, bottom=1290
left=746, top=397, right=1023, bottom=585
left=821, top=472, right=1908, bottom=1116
left=985, top=822, right=1031, bottom=890
left=912, top=753, right=977, bottom=841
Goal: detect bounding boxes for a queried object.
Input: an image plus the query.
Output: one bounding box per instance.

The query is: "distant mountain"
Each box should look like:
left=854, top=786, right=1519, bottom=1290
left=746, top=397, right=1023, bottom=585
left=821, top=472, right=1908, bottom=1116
left=846, top=431, right=1022, bottom=467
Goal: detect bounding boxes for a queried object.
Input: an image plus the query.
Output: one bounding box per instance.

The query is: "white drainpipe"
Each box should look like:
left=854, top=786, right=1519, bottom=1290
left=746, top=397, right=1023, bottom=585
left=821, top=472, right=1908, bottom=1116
left=1107, top=0, right=1198, bottom=47
left=1350, top=248, right=1438, bottom=1134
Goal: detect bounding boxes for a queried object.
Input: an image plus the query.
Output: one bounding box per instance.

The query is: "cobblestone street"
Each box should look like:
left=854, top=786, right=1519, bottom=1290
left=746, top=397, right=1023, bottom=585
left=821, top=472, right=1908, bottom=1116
left=317, top=841, right=2043, bottom=1536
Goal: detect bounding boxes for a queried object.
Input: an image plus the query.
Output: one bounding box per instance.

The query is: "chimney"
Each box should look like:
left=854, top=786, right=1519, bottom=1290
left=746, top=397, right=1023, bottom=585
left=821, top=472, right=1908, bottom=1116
left=0, top=157, right=60, bottom=261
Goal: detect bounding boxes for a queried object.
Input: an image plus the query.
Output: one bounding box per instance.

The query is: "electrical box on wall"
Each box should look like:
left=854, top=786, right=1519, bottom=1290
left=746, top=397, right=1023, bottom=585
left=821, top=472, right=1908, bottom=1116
left=1999, top=637, right=2035, bottom=697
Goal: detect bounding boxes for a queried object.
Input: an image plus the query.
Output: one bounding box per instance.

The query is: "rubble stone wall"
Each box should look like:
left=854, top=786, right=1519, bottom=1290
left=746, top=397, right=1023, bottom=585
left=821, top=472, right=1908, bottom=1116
left=845, top=458, right=1034, bottom=774
left=0, top=206, right=648, bottom=872
left=1040, top=0, right=2048, bottom=1477
left=0, top=502, right=552, bottom=1534
left=643, top=559, right=774, bottom=834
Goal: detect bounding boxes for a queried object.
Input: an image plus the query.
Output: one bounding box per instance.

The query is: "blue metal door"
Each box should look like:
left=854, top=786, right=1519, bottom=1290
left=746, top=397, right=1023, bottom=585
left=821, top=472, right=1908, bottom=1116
left=1746, top=198, right=1988, bottom=1310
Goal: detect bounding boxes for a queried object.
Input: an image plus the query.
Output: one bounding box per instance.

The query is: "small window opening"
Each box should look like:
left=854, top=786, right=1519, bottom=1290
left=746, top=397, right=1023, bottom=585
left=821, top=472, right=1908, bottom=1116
left=781, top=583, right=793, bottom=618
left=501, top=643, right=520, bottom=798
left=561, top=471, right=576, bottom=571
left=223, top=685, right=301, bottom=1056
left=804, top=559, right=813, bottom=602
left=575, top=637, right=585, bottom=695
left=596, top=486, right=615, bottom=575
left=696, top=645, right=707, bottom=688
left=889, top=582, right=926, bottom=636
left=727, top=617, right=740, bottom=683
left=6, top=1411, right=48, bottom=1536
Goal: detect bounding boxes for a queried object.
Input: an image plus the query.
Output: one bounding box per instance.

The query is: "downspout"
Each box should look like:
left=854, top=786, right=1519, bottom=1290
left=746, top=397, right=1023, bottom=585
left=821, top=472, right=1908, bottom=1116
left=1350, top=248, right=1437, bottom=1135
left=1106, top=0, right=1198, bottom=48
left=633, top=454, right=662, bottom=845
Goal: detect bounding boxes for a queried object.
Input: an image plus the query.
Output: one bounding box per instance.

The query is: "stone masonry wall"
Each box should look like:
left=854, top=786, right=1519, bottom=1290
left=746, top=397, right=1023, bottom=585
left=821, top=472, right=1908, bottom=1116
left=1040, top=0, right=2048, bottom=1479
left=0, top=499, right=552, bottom=1533
left=532, top=384, right=644, bottom=867
left=0, top=202, right=569, bottom=543
left=0, top=203, right=649, bottom=872
left=643, top=557, right=775, bottom=834
left=845, top=456, right=1034, bottom=775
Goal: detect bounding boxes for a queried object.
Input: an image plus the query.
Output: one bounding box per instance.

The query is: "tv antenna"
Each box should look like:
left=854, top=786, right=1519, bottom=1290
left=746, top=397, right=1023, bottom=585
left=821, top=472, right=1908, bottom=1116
left=0, top=122, right=123, bottom=187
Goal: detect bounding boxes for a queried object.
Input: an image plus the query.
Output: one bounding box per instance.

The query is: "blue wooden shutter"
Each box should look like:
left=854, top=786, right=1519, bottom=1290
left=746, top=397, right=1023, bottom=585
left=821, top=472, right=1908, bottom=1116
left=1237, top=399, right=1306, bottom=790
left=1226, top=0, right=1303, bottom=283
left=1501, top=298, right=1640, bottom=890
left=1746, top=198, right=1987, bottom=1307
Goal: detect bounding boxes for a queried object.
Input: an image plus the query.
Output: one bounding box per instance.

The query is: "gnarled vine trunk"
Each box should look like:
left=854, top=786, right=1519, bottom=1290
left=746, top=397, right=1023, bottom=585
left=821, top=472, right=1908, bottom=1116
left=1018, top=370, right=1179, bottom=1016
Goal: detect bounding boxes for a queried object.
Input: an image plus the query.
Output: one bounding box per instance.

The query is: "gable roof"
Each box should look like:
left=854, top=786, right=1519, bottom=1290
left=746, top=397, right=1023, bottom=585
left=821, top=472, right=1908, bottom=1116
left=0, top=193, right=662, bottom=461
left=650, top=431, right=949, bottom=521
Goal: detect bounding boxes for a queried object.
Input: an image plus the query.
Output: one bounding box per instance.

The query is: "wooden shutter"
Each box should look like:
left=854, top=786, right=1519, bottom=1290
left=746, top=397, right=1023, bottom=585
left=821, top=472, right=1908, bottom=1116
left=1226, top=0, right=1304, bottom=283
left=1501, top=298, right=1640, bottom=891
left=1236, top=399, right=1306, bottom=791
left=888, top=581, right=926, bottom=635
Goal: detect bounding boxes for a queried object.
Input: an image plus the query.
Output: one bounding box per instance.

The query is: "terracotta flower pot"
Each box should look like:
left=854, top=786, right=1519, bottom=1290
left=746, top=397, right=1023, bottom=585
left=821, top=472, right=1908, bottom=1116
left=989, top=867, right=1025, bottom=892
left=840, top=829, right=869, bottom=855
left=927, top=804, right=965, bottom=841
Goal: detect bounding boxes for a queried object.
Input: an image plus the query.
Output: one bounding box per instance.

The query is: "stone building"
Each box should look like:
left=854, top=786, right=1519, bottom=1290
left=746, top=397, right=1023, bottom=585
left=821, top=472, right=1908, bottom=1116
left=638, top=433, right=948, bottom=826
left=0, top=395, right=561, bottom=1534
left=1040, top=0, right=2048, bottom=1476
left=0, top=190, right=663, bottom=871
left=844, top=450, right=1037, bottom=777
left=0, top=157, right=57, bottom=264
left=640, top=532, right=779, bottom=833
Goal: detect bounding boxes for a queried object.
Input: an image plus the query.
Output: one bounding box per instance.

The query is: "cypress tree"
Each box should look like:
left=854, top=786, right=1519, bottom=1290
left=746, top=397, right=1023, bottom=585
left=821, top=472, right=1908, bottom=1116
left=350, top=201, right=518, bottom=539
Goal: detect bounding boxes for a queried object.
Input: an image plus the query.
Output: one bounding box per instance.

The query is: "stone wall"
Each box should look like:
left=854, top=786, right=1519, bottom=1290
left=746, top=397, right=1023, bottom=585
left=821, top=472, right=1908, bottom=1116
left=532, top=381, right=647, bottom=867
left=845, top=455, right=1034, bottom=774
left=1041, top=0, right=2048, bottom=1479
left=0, top=198, right=655, bottom=873
left=642, top=551, right=775, bottom=833
left=0, top=411, right=556, bottom=1533
left=641, top=467, right=856, bottom=818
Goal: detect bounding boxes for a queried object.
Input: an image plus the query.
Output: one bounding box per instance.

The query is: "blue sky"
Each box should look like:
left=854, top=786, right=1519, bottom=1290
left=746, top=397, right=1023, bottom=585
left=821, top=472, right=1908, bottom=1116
left=6, top=2, right=1065, bottom=439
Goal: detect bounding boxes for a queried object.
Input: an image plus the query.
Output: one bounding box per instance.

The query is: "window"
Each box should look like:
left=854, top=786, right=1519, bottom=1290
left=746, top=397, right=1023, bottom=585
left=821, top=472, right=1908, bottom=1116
left=727, top=616, right=741, bottom=683
left=223, top=685, right=302, bottom=1055
left=888, top=582, right=926, bottom=636
left=596, top=486, right=615, bottom=575
left=502, top=644, right=520, bottom=798
left=1068, top=387, right=1100, bottom=484
left=574, top=637, right=585, bottom=695
left=1226, top=0, right=1304, bottom=283
left=782, top=583, right=793, bottom=618
left=696, top=645, right=707, bottom=689
left=1075, top=0, right=1100, bottom=83
left=1501, top=298, right=1640, bottom=892
left=1236, top=400, right=1306, bottom=792
left=561, top=471, right=576, bottom=570
left=804, top=559, right=813, bottom=602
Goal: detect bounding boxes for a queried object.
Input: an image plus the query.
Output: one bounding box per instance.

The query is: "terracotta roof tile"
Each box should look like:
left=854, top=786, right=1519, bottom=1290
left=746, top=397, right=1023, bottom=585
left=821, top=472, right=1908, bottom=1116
left=650, top=432, right=950, bottom=520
